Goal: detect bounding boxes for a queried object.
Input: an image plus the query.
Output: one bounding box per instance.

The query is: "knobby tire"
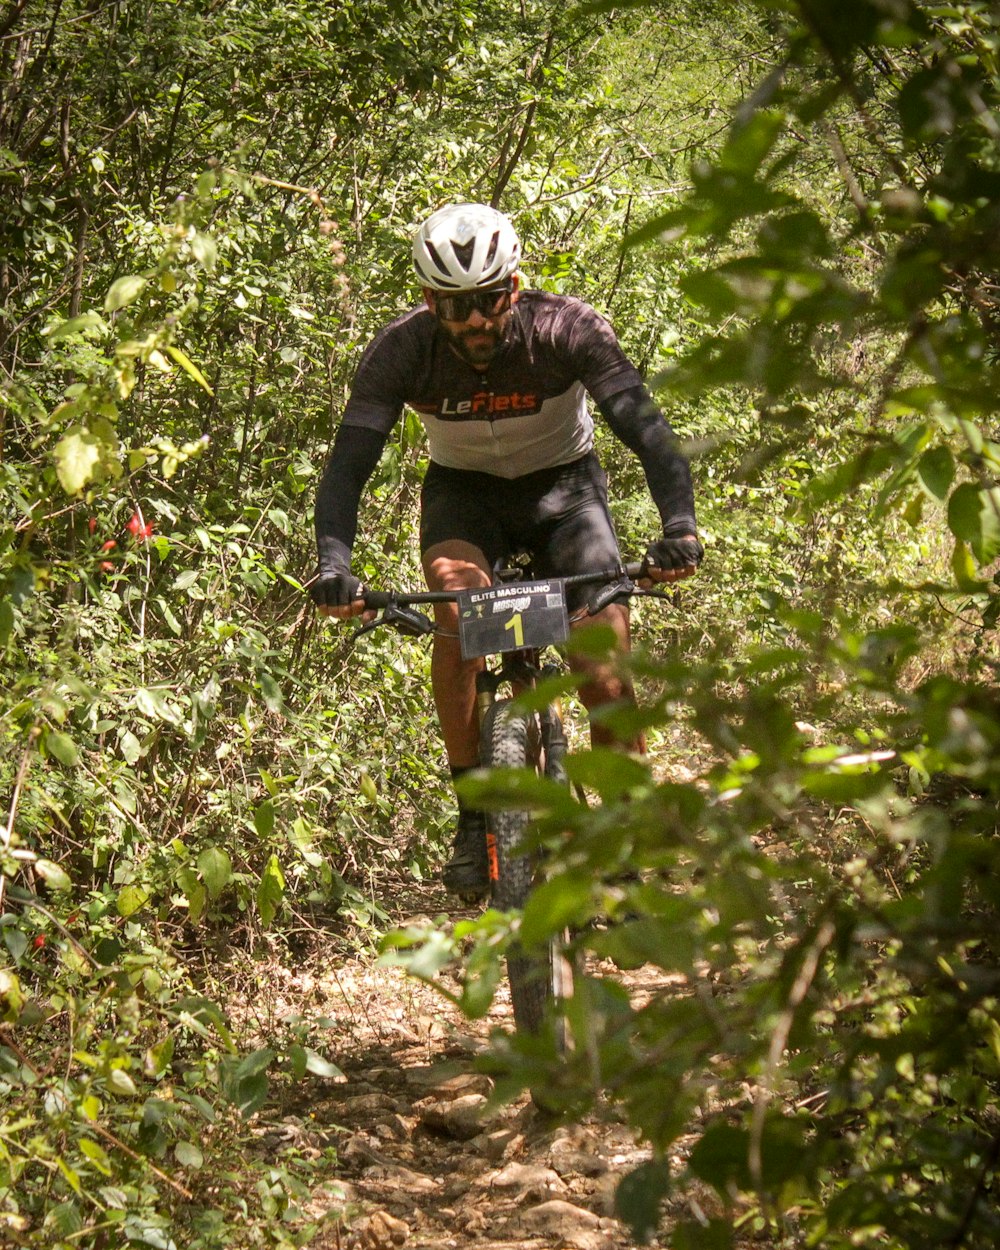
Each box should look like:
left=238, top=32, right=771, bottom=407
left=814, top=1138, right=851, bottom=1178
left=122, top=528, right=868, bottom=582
left=480, top=700, right=572, bottom=1050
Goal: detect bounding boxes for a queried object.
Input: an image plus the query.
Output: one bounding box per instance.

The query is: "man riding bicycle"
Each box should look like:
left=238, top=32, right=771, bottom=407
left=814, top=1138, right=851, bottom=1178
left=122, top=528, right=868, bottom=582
left=311, top=203, right=702, bottom=899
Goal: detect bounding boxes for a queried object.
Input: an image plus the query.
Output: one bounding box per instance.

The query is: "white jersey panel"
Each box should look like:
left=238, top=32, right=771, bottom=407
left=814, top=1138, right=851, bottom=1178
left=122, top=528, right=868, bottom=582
left=421, top=383, right=593, bottom=478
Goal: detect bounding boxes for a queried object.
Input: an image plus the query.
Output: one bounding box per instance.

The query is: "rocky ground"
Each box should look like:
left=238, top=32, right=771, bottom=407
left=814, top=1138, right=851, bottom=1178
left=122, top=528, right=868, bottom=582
left=234, top=876, right=692, bottom=1250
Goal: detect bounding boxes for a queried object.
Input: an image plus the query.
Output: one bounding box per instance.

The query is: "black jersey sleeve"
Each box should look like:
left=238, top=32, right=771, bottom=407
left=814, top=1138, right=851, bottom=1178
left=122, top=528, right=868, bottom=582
left=314, top=424, right=389, bottom=573
left=598, top=384, right=698, bottom=537
left=341, top=306, right=431, bottom=433
left=553, top=298, right=644, bottom=404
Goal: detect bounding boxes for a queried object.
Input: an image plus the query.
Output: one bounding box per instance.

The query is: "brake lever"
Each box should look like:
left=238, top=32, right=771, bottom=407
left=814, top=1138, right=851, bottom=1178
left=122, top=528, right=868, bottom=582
left=354, top=602, right=435, bottom=639
left=587, top=574, right=637, bottom=614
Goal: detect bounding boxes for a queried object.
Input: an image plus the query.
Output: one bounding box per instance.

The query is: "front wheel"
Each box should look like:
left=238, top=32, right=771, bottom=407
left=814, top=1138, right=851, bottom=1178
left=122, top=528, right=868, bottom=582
left=480, top=700, right=572, bottom=1047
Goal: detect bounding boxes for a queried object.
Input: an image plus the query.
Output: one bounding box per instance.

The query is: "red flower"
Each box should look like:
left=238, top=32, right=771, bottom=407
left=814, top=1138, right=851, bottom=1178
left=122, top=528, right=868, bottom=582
left=33, top=934, right=46, bottom=949
left=102, top=540, right=117, bottom=551
left=88, top=516, right=98, bottom=534
left=100, top=561, right=115, bottom=573
left=127, top=513, right=154, bottom=541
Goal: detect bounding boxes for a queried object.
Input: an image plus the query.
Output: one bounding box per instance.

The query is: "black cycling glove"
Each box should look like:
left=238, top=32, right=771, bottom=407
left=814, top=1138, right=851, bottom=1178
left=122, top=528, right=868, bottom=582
left=645, top=535, right=704, bottom=572
left=310, top=569, right=365, bottom=608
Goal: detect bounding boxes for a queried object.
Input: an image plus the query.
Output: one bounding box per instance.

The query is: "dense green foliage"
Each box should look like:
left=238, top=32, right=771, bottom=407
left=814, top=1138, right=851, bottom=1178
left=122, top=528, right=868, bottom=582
left=1, top=0, right=998, bottom=1246
left=426, top=3, right=1000, bottom=1247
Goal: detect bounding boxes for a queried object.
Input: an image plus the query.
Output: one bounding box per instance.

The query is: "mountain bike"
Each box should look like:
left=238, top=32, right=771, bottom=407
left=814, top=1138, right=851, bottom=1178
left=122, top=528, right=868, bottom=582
left=355, top=559, right=661, bottom=1047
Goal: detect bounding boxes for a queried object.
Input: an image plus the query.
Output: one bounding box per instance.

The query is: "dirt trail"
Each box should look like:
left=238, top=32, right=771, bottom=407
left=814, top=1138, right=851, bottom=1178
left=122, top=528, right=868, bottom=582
left=248, top=876, right=675, bottom=1250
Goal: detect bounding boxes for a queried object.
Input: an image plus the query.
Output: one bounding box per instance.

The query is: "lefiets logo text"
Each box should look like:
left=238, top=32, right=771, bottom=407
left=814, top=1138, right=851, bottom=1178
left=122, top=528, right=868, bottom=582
left=439, top=391, right=538, bottom=419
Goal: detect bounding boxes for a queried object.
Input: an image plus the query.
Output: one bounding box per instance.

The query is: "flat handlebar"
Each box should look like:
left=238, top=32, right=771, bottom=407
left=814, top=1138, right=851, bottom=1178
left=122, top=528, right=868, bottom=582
left=360, top=562, right=649, bottom=611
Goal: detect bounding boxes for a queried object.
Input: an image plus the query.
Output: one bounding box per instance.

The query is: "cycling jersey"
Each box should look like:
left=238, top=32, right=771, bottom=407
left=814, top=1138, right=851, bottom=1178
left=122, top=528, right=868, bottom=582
left=315, top=290, right=696, bottom=577
left=342, top=291, right=642, bottom=478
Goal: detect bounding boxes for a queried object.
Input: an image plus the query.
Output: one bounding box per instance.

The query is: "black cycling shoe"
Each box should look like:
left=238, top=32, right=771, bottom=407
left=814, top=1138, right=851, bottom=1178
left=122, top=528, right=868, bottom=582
left=441, top=809, right=489, bottom=900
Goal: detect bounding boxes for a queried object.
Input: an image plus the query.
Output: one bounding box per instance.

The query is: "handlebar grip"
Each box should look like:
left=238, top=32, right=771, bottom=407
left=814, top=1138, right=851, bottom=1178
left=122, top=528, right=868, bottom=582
left=362, top=589, right=391, bottom=610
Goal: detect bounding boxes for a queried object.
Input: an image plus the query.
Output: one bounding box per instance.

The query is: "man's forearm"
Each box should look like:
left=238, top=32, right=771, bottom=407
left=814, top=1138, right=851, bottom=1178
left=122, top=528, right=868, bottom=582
left=599, top=385, right=696, bottom=535
left=314, top=423, right=388, bottom=571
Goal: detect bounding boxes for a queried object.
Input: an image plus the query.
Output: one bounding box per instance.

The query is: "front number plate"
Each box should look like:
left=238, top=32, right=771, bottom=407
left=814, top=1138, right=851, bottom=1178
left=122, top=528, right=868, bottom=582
left=457, top=579, right=569, bottom=660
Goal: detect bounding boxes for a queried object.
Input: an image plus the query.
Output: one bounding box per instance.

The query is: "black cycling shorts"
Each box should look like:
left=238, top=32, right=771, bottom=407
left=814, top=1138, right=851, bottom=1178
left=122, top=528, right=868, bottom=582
left=419, top=452, right=622, bottom=610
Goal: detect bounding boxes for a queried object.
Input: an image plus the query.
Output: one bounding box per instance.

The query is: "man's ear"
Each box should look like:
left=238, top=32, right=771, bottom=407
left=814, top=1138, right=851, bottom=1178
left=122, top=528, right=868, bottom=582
left=422, top=287, right=437, bottom=312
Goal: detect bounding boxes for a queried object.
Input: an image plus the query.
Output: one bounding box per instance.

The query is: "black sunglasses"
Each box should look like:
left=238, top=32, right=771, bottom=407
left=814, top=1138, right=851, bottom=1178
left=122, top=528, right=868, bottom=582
left=435, top=284, right=513, bottom=322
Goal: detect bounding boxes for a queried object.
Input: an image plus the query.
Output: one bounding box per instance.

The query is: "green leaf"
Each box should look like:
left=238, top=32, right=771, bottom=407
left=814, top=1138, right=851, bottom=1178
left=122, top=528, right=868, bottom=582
left=287, top=1043, right=308, bottom=1078
left=615, top=1160, right=671, bottom=1243
left=172, top=569, right=201, bottom=593
left=120, top=730, right=142, bottom=765
left=177, top=868, right=206, bottom=924
left=54, top=425, right=123, bottom=495
left=227, top=1047, right=274, bottom=1117
left=46, top=313, right=109, bottom=341
left=304, top=1049, right=345, bottom=1080
left=104, top=275, right=147, bottom=312
left=106, top=1068, right=138, bottom=1096
left=145, top=1037, right=174, bottom=1077
left=562, top=620, right=618, bottom=657
left=197, top=846, right=233, bottom=899
left=234, top=1072, right=269, bottom=1118
left=719, top=109, right=785, bottom=174
left=267, top=508, right=291, bottom=536
left=256, top=854, right=285, bottom=927
left=45, top=729, right=79, bottom=767
left=254, top=800, right=275, bottom=838
left=117, top=885, right=149, bottom=918
left=79, top=1138, right=113, bottom=1176
left=947, top=483, right=1000, bottom=564
left=174, top=1141, right=204, bottom=1169
left=165, top=345, right=214, bottom=395
left=134, top=687, right=181, bottom=724
left=917, top=445, right=955, bottom=500
left=590, top=912, right=698, bottom=974
left=672, top=1219, right=733, bottom=1250
left=901, top=491, right=924, bottom=527
left=190, top=232, right=217, bottom=272
left=49, top=1199, right=83, bottom=1234
left=3, top=927, right=28, bottom=963
left=258, top=670, right=284, bottom=713
left=951, top=539, right=984, bottom=590
left=35, top=859, right=72, bottom=892
left=0, top=968, right=26, bottom=1021
left=564, top=747, right=650, bottom=800
left=235, top=1047, right=276, bottom=1080
left=521, top=873, right=594, bottom=946
left=0, top=599, right=13, bottom=645
left=801, top=769, right=890, bottom=802
left=689, top=1122, right=750, bottom=1188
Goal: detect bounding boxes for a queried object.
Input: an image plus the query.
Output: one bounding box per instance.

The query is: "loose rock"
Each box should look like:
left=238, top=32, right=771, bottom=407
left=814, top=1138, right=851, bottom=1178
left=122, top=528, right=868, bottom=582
left=338, top=1092, right=403, bottom=1116
left=475, top=1126, right=524, bottom=1162
left=348, top=1209, right=409, bottom=1249
left=417, top=1092, right=490, bottom=1140
left=361, top=1162, right=439, bottom=1194
left=519, top=1198, right=602, bottom=1239
left=484, top=1161, right=566, bottom=1201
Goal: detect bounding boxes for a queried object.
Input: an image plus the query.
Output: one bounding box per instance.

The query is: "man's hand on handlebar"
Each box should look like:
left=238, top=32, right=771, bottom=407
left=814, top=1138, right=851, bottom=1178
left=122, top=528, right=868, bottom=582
left=643, top=534, right=704, bottom=585
left=310, top=571, right=376, bottom=621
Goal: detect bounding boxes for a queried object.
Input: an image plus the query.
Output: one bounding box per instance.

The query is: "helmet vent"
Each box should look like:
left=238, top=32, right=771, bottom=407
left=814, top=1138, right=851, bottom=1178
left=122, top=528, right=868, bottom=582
left=452, top=238, right=476, bottom=272
left=483, top=230, right=500, bottom=270
left=424, top=240, right=450, bottom=277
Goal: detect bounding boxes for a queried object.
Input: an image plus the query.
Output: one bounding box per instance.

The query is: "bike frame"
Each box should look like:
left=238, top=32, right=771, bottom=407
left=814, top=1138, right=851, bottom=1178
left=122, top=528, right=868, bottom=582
left=350, top=558, right=673, bottom=1070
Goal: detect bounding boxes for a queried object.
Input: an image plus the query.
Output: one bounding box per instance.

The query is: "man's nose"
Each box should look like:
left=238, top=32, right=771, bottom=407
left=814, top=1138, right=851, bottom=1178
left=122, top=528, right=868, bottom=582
left=465, top=307, right=489, bottom=327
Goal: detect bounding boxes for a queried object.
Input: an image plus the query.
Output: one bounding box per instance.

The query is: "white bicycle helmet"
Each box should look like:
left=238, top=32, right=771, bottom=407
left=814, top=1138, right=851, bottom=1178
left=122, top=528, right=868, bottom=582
left=412, top=203, right=520, bottom=291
